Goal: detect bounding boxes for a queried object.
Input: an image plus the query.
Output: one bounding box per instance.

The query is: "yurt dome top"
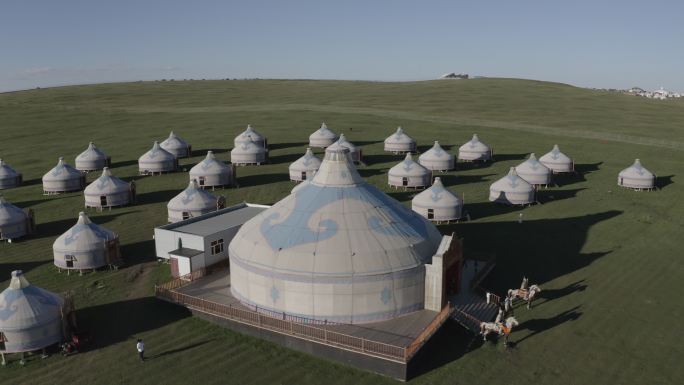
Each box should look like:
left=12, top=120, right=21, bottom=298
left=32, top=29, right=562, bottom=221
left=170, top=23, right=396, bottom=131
left=0, top=194, right=27, bottom=225
left=53, top=212, right=117, bottom=253
left=139, top=141, right=176, bottom=163
left=385, top=126, right=415, bottom=145
left=0, top=270, right=63, bottom=332
left=491, top=167, right=534, bottom=193
left=335, top=134, right=357, bottom=152
left=309, top=122, right=337, bottom=141
left=160, top=131, right=189, bottom=152
left=84, top=167, right=128, bottom=195
left=420, top=141, right=453, bottom=161
left=412, top=177, right=461, bottom=208
left=459, top=134, right=490, bottom=154
left=0, top=158, right=21, bottom=179
left=619, top=159, right=654, bottom=180
left=42, top=157, right=82, bottom=182
left=75, top=142, right=108, bottom=163
left=234, top=124, right=265, bottom=144
left=168, top=180, right=218, bottom=211
left=190, top=151, right=231, bottom=176
left=232, top=141, right=267, bottom=155
left=389, top=153, right=430, bottom=177
left=230, top=144, right=443, bottom=277
left=290, top=148, right=322, bottom=171
left=539, top=144, right=572, bottom=165
left=515, top=153, right=551, bottom=177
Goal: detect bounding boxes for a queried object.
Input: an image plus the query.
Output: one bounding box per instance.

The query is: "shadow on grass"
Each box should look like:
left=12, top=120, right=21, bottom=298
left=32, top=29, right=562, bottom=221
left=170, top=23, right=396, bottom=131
left=387, top=190, right=420, bottom=203
left=493, top=153, right=528, bottom=162
left=14, top=195, right=69, bottom=209
left=538, top=188, right=587, bottom=203
left=462, top=188, right=586, bottom=220
left=357, top=168, right=387, bottom=178
left=109, top=159, right=139, bottom=168
left=192, top=148, right=229, bottom=157
left=136, top=189, right=182, bottom=205
left=539, top=279, right=588, bottom=304
left=237, top=173, right=290, bottom=187
left=268, top=153, right=302, bottom=164
left=439, top=173, right=496, bottom=186
left=362, top=153, right=399, bottom=166
left=267, top=142, right=308, bottom=151
left=35, top=211, right=137, bottom=239
left=656, top=175, right=674, bottom=190
left=0, top=260, right=48, bottom=280
left=122, top=239, right=157, bottom=266
left=149, top=339, right=214, bottom=359
left=555, top=162, right=602, bottom=186
left=513, top=306, right=582, bottom=345
left=20, top=178, right=43, bottom=187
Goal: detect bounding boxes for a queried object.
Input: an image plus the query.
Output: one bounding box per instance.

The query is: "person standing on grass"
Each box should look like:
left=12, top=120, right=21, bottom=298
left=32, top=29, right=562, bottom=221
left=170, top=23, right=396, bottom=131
left=136, top=339, right=145, bottom=362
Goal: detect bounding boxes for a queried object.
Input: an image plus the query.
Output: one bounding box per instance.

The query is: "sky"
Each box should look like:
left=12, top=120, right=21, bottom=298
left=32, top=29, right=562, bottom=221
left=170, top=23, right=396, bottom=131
left=1, top=0, right=683, bottom=92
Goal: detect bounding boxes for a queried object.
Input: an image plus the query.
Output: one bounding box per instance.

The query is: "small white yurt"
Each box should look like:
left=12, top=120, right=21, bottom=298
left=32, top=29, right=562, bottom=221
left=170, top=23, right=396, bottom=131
left=289, top=148, right=321, bottom=182
left=189, top=151, right=235, bottom=188
left=167, top=180, right=225, bottom=223
left=539, top=145, right=574, bottom=173
left=160, top=131, right=192, bottom=158
left=138, top=141, right=178, bottom=175
left=230, top=141, right=267, bottom=166
left=412, top=177, right=463, bottom=222
left=489, top=167, right=535, bottom=205
left=0, top=195, right=34, bottom=241
left=234, top=124, right=267, bottom=149
left=418, top=141, right=454, bottom=171
left=457, top=134, right=492, bottom=162
left=84, top=167, right=134, bottom=210
left=384, top=126, right=417, bottom=153
left=515, top=153, right=552, bottom=186
left=42, top=157, right=86, bottom=194
left=53, top=212, right=122, bottom=271
left=0, top=159, right=22, bottom=189
left=336, top=134, right=362, bottom=163
left=309, top=122, right=338, bottom=148
left=0, top=271, right=66, bottom=354
left=618, top=159, right=655, bottom=190
left=388, top=153, right=431, bottom=189
left=74, top=142, right=110, bottom=172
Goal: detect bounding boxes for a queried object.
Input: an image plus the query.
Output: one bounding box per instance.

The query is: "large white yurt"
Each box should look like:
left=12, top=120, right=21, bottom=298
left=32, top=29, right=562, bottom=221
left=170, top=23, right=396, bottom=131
left=234, top=124, right=267, bottom=149
left=489, top=167, right=535, bottom=205
left=308, top=122, right=338, bottom=148
left=74, top=142, right=110, bottom=172
left=53, top=212, right=121, bottom=271
left=539, top=144, right=574, bottom=173
left=0, top=195, right=33, bottom=241
left=388, top=153, right=431, bottom=189
left=618, top=159, right=655, bottom=190
left=335, top=134, right=362, bottom=163
left=42, top=157, right=86, bottom=194
left=515, top=153, right=552, bottom=186
left=84, top=167, right=134, bottom=210
left=289, top=148, right=321, bottom=182
left=138, top=141, right=177, bottom=175
left=0, top=159, right=22, bottom=189
left=0, top=270, right=65, bottom=354
left=167, top=180, right=224, bottom=223
left=418, top=141, right=454, bottom=171
left=229, top=145, right=444, bottom=324
left=457, top=134, right=492, bottom=162
left=384, top=126, right=417, bottom=153
left=189, top=151, right=235, bottom=188
left=160, top=131, right=192, bottom=158
left=412, top=177, right=463, bottom=222
left=230, top=141, right=267, bottom=166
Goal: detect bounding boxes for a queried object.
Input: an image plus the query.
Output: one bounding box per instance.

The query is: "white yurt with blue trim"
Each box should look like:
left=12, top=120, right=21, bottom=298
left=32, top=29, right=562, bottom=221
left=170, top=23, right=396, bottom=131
left=0, top=159, right=22, bottom=189
left=230, top=141, right=267, bottom=166
left=335, top=134, right=362, bottom=163
left=384, top=127, right=416, bottom=153
left=418, top=141, right=454, bottom=171
left=515, top=153, right=552, bottom=186
left=75, top=142, right=110, bottom=172
left=308, top=122, right=338, bottom=148
left=167, top=180, right=224, bottom=223
left=457, top=134, right=492, bottom=162
left=0, top=195, right=33, bottom=241
left=42, top=157, right=86, bottom=194
left=618, top=159, right=655, bottom=190
left=388, top=153, right=430, bottom=189
left=229, top=144, right=444, bottom=324
left=539, top=144, right=574, bottom=173
left=138, top=141, right=177, bottom=175
left=0, top=270, right=65, bottom=354
left=489, top=167, right=535, bottom=205
left=160, top=131, right=191, bottom=158
left=189, top=151, right=235, bottom=188
left=234, top=124, right=267, bottom=149
left=53, top=212, right=121, bottom=270
left=412, top=177, right=463, bottom=222
left=289, top=148, right=321, bottom=182
left=84, top=167, right=133, bottom=209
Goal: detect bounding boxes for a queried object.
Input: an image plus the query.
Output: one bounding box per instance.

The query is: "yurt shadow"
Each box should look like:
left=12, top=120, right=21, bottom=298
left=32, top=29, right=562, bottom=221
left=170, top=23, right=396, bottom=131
left=14, top=195, right=68, bottom=209
left=109, top=159, right=139, bottom=168
left=19, top=177, right=43, bottom=187
left=459, top=200, right=527, bottom=221
left=492, top=153, right=527, bottom=162
left=556, top=162, right=602, bottom=186
left=438, top=173, right=496, bottom=186
left=656, top=175, right=674, bottom=189
left=237, top=173, right=290, bottom=187
left=386, top=190, right=419, bottom=203
left=350, top=139, right=384, bottom=146
left=76, top=297, right=191, bottom=349
left=0, top=260, right=48, bottom=281
left=268, top=152, right=303, bottom=164
left=136, top=189, right=184, bottom=205
left=191, top=148, right=229, bottom=156
left=362, top=153, right=398, bottom=166
left=356, top=168, right=387, bottom=178
left=267, top=142, right=308, bottom=151
left=120, top=239, right=156, bottom=266
left=514, top=306, right=582, bottom=345
left=35, top=211, right=135, bottom=239
left=538, top=188, right=586, bottom=203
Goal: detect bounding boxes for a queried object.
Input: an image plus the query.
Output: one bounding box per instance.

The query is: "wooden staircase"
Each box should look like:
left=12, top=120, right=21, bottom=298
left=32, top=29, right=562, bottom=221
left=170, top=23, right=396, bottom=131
left=449, top=292, right=499, bottom=334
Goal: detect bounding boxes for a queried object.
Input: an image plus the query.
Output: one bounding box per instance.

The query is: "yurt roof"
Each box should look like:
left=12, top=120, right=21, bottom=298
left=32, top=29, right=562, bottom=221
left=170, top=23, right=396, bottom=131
left=0, top=158, right=21, bottom=179
left=619, top=159, right=654, bottom=179
left=388, top=153, right=430, bottom=177
left=539, top=144, right=572, bottom=164
left=459, top=134, right=490, bottom=153
left=139, top=141, right=176, bottom=162
left=42, top=157, right=82, bottom=182
left=412, top=177, right=461, bottom=208
left=160, top=131, right=189, bottom=150
left=229, top=145, right=443, bottom=277
left=289, top=148, right=322, bottom=171
left=231, top=141, right=267, bottom=155
left=53, top=212, right=117, bottom=253
left=168, top=180, right=218, bottom=211
left=490, top=167, right=534, bottom=193
left=0, top=194, right=27, bottom=226
left=75, top=142, right=108, bottom=162
left=335, top=134, right=358, bottom=152
left=515, top=153, right=551, bottom=176
left=309, top=122, right=337, bottom=140
left=190, top=151, right=231, bottom=176
left=0, top=270, right=63, bottom=331
left=84, top=167, right=129, bottom=195
left=235, top=124, right=265, bottom=143
left=384, top=126, right=415, bottom=145
left=419, top=141, right=453, bottom=161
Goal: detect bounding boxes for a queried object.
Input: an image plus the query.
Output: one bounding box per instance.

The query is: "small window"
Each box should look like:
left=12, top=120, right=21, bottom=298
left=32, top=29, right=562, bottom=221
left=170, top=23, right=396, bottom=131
left=182, top=212, right=190, bottom=220
left=65, top=254, right=75, bottom=268
left=100, top=196, right=107, bottom=206
left=301, top=172, right=307, bottom=180
left=402, top=177, right=408, bottom=186
left=210, top=239, right=224, bottom=255
left=427, top=209, right=434, bottom=220
left=198, top=177, right=205, bottom=186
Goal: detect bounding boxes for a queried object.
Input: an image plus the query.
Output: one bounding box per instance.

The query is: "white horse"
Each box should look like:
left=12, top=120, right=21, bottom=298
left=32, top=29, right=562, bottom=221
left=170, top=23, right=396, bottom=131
left=508, top=284, right=542, bottom=309
left=479, top=316, right=519, bottom=345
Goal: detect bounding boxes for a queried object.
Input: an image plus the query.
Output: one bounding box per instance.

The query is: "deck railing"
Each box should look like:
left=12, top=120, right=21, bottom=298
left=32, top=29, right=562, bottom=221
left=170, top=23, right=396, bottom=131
left=404, top=302, right=452, bottom=360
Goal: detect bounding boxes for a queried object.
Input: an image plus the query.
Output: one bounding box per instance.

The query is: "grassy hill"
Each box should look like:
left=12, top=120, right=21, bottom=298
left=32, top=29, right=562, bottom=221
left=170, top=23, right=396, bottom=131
left=0, top=78, right=682, bottom=384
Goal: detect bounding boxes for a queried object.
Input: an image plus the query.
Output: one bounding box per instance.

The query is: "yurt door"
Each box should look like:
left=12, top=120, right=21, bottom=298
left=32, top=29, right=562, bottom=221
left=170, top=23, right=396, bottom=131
left=402, top=177, right=408, bottom=186
left=301, top=172, right=307, bottom=180
left=198, top=176, right=205, bottom=187
left=100, top=196, right=107, bottom=207
left=170, top=257, right=180, bottom=278
left=427, top=209, right=434, bottom=220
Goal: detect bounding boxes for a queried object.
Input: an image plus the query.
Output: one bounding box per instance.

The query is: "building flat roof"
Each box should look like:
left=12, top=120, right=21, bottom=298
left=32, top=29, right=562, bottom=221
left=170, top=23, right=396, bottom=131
left=169, top=248, right=204, bottom=258
left=162, top=203, right=268, bottom=237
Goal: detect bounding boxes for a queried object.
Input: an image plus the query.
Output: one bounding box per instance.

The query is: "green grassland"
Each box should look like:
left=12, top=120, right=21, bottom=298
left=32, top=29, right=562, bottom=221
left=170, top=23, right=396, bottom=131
left=0, top=78, right=683, bottom=384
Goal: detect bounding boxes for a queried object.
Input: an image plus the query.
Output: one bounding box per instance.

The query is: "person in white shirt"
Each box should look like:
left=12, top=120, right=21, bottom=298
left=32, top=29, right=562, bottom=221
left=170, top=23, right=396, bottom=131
left=136, top=339, right=145, bottom=362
